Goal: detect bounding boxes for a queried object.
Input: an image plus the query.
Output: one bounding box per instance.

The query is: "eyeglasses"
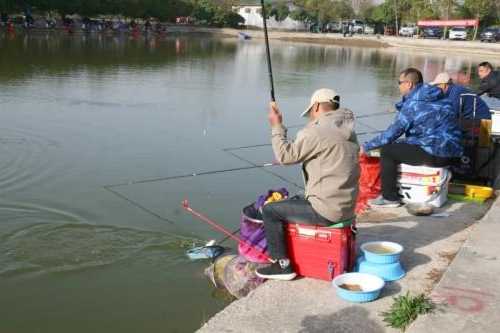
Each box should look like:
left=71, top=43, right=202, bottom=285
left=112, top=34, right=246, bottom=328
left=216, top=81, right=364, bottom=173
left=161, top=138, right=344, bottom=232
left=397, top=80, right=408, bottom=85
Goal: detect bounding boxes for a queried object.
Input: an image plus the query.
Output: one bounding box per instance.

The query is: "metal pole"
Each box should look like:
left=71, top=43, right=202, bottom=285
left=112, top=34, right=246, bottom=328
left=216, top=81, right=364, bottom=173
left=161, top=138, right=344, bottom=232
left=260, top=0, right=276, bottom=102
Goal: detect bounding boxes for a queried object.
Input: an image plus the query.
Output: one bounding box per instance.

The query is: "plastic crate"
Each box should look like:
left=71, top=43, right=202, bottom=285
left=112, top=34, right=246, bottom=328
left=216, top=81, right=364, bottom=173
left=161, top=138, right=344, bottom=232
left=285, top=223, right=356, bottom=281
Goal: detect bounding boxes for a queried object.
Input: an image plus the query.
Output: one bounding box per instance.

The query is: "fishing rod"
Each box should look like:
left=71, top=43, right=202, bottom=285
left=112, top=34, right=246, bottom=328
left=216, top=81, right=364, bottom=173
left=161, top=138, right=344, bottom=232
left=182, top=199, right=272, bottom=262
left=287, top=111, right=396, bottom=129
left=105, top=162, right=279, bottom=188
left=223, top=129, right=384, bottom=152
left=261, top=0, right=275, bottom=102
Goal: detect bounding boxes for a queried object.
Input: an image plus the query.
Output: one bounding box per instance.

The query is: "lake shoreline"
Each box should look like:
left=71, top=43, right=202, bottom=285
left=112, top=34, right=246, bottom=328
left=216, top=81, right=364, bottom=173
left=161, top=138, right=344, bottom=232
left=168, top=26, right=500, bottom=57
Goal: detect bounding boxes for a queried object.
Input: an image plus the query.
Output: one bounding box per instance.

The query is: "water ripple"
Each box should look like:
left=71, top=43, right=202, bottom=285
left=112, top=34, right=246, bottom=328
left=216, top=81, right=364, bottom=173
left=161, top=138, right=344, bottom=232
left=0, top=127, right=60, bottom=194
left=0, top=222, right=200, bottom=278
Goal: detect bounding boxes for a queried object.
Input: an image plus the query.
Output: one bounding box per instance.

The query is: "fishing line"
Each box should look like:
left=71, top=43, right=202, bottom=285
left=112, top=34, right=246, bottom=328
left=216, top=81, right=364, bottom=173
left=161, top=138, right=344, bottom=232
left=104, top=185, right=235, bottom=245
left=103, top=185, right=175, bottom=224
left=224, top=150, right=304, bottom=190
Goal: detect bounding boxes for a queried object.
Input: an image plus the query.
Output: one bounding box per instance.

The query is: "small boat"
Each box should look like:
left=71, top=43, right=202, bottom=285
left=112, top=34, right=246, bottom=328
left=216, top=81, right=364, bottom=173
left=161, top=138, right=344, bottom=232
left=186, top=245, right=225, bottom=260
left=238, top=32, right=252, bottom=40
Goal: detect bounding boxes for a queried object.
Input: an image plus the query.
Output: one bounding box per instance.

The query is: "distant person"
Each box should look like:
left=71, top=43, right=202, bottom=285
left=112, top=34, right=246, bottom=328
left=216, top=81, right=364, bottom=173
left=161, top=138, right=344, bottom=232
left=145, top=19, right=152, bottom=32
left=477, top=62, right=500, bottom=109
left=256, top=89, right=359, bottom=280
left=342, top=23, right=348, bottom=37
left=362, top=68, right=463, bottom=207
left=1, top=12, right=8, bottom=26
left=431, top=72, right=491, bottom=120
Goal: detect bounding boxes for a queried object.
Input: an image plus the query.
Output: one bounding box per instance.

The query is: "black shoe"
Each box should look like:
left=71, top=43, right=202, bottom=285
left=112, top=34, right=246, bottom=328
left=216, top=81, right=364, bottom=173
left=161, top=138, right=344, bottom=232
left=256, top=259, right=297, bottom=281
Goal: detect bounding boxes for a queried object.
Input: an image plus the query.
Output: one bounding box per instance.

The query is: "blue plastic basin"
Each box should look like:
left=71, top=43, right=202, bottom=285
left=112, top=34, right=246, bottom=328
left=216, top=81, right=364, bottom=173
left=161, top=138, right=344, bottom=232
left=361, top=241, right=404, bottom=264
left=356, top=256, right=406, bottom=281
left=332, top=273, right=385, bottom=303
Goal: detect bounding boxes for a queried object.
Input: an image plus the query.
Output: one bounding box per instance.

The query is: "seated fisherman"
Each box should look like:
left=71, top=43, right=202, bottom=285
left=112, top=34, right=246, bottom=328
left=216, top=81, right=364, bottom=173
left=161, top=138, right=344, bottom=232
left=256, top=89, right=360, bottom=281
left=362, top=68, right=463, bottom=208
left=431, top=72, right=491, bottom=120
left=477, top=62, right=500, bottom=109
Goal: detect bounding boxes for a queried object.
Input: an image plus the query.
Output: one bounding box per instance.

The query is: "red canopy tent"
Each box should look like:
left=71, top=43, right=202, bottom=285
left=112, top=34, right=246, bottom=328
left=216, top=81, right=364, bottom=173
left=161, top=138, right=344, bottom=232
left=417, top=19, right=480, bottom=39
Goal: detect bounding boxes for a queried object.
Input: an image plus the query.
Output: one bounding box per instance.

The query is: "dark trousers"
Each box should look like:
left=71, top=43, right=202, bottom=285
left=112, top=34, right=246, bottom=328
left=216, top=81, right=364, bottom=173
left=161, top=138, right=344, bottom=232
left=380, top=143, right=454, bottom=201
left=262, top=196, right=332, bottom=260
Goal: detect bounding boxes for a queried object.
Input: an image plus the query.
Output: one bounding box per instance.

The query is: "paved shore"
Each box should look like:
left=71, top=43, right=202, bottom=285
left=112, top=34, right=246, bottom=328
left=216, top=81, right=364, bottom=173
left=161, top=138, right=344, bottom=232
left=407, top=197, right=500, bottom=333
left=198, top=197, right=496, bottom=333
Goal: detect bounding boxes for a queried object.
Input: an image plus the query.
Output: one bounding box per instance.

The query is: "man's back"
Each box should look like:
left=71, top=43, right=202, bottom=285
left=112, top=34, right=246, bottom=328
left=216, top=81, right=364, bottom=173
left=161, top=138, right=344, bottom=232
left=272, top=108, right=359, bottom=222
left=447, top=84, right=491, bottom=120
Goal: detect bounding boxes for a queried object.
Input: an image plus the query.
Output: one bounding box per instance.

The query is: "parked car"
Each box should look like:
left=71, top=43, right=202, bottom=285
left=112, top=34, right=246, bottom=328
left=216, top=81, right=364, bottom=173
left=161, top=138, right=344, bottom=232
left=399, top=25, right=417, bottom=37
left=449, top=26, right=467, bottom=40
left=480, top=27, right=500, bottom=42
left=352, top=20, right=364, bottom=34
left=326, top=21, right=342, bottom=33
left=422, top=27, right=443, bottom=39
left=364, top=25, right=375, bottom=34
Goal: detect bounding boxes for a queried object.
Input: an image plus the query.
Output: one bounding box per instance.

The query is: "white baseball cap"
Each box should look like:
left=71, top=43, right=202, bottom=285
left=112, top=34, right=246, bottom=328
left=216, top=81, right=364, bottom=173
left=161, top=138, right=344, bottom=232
left=430, top=72, right=451, bottom=85
left=301, top=88, right=340, bottom=118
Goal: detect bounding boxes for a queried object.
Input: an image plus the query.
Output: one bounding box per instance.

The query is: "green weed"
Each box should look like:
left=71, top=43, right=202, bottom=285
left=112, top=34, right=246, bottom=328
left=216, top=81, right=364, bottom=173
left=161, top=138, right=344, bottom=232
left=381, top=292, right=435, bottom=332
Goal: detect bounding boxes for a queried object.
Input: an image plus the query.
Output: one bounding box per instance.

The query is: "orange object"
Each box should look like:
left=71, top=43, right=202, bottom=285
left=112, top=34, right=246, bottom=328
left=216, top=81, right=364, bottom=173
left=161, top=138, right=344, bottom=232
left=356, top=154, right=381, bottom=214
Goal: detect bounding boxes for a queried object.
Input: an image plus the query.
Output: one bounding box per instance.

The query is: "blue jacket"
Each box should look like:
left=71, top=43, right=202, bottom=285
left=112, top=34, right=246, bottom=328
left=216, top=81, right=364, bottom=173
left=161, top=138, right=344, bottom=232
left=446, top=84, right=491, bottom=120
left=363, top=84, right=463, bottom=158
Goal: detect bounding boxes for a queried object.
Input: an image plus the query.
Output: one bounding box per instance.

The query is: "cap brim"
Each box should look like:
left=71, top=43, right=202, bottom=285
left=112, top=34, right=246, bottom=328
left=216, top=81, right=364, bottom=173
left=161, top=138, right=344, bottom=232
left=301, top=103, right=314, bottom=118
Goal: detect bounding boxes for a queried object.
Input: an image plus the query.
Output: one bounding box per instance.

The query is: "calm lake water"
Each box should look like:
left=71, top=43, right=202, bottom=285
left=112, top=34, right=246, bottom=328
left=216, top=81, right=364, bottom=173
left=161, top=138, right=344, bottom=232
left=0, top=31, right=492, bottom=332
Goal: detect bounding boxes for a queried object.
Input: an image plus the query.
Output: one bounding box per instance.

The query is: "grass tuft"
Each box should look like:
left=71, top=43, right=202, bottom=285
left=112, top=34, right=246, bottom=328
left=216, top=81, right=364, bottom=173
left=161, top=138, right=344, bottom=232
left=381, top=292, right=435, bottom=332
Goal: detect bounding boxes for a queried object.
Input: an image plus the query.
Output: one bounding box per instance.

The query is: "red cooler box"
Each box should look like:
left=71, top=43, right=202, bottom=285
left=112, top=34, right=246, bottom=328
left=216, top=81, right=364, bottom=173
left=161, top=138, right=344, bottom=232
left=285, top=223, right=356, bottom=281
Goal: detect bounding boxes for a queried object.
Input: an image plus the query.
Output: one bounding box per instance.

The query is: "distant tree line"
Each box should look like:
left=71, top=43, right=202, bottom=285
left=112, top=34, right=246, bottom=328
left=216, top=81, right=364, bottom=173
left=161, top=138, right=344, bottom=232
left=0, top=0, right=244, bottom=27
left=271, top=0, right=499, bottom=27
left=357, top=0, right=500, bottom=27
left=1, top=0, right=498, bottom=28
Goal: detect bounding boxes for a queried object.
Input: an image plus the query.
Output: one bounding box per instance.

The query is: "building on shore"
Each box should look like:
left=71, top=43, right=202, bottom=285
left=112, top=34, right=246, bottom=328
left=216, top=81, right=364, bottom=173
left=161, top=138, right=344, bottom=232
left=233, top=1, right=307, bottom=31
left=351, top=0, right=385, bottom=14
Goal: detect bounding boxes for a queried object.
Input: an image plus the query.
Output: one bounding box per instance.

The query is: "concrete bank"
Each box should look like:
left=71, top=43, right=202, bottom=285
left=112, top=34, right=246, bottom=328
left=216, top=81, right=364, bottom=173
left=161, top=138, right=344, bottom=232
left=198, top=198, right=495, bottom=333
left=407, top=196, right=500, bottom=333
left=167, top=26, right=500, bottom=58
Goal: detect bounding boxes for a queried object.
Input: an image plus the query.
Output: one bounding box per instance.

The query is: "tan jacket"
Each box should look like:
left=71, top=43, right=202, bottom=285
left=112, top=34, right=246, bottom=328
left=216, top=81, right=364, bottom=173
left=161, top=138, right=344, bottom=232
left=271, top=109, right=360, bottom=222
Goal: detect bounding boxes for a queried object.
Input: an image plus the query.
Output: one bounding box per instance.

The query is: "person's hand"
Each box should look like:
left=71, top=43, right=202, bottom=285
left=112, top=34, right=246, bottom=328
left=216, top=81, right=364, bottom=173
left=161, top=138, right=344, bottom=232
left=268, top=102, right=283, bottom=127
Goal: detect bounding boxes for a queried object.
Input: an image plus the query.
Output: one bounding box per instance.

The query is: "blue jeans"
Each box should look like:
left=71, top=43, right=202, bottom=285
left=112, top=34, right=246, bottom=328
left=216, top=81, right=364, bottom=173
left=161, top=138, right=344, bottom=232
left=262, top=196, right=333, bottom=260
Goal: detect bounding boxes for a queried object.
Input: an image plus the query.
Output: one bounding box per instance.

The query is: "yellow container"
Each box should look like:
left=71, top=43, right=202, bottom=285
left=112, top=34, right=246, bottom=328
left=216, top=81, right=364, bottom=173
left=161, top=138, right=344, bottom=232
left=465, top=185, right=494, bottom=200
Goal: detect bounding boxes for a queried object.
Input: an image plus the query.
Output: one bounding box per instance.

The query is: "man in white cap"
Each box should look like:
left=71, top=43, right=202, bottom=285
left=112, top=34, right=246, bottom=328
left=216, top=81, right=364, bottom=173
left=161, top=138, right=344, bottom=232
left=256, top=89, right=360, bottom=280
left=431, top=72, right=490, bottom=120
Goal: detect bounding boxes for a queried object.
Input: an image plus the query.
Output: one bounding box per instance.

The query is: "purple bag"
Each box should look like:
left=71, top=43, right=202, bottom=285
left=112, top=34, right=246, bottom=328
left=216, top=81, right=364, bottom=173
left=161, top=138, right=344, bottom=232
left=238, top=188, right=289, bottom=263
left=238, top=204, right=268, bottom=263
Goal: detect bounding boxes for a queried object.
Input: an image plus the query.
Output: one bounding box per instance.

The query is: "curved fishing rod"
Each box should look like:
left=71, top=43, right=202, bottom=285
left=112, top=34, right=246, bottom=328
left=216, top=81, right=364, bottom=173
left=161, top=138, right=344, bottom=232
left=261, top=0, right=275, bottom=102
